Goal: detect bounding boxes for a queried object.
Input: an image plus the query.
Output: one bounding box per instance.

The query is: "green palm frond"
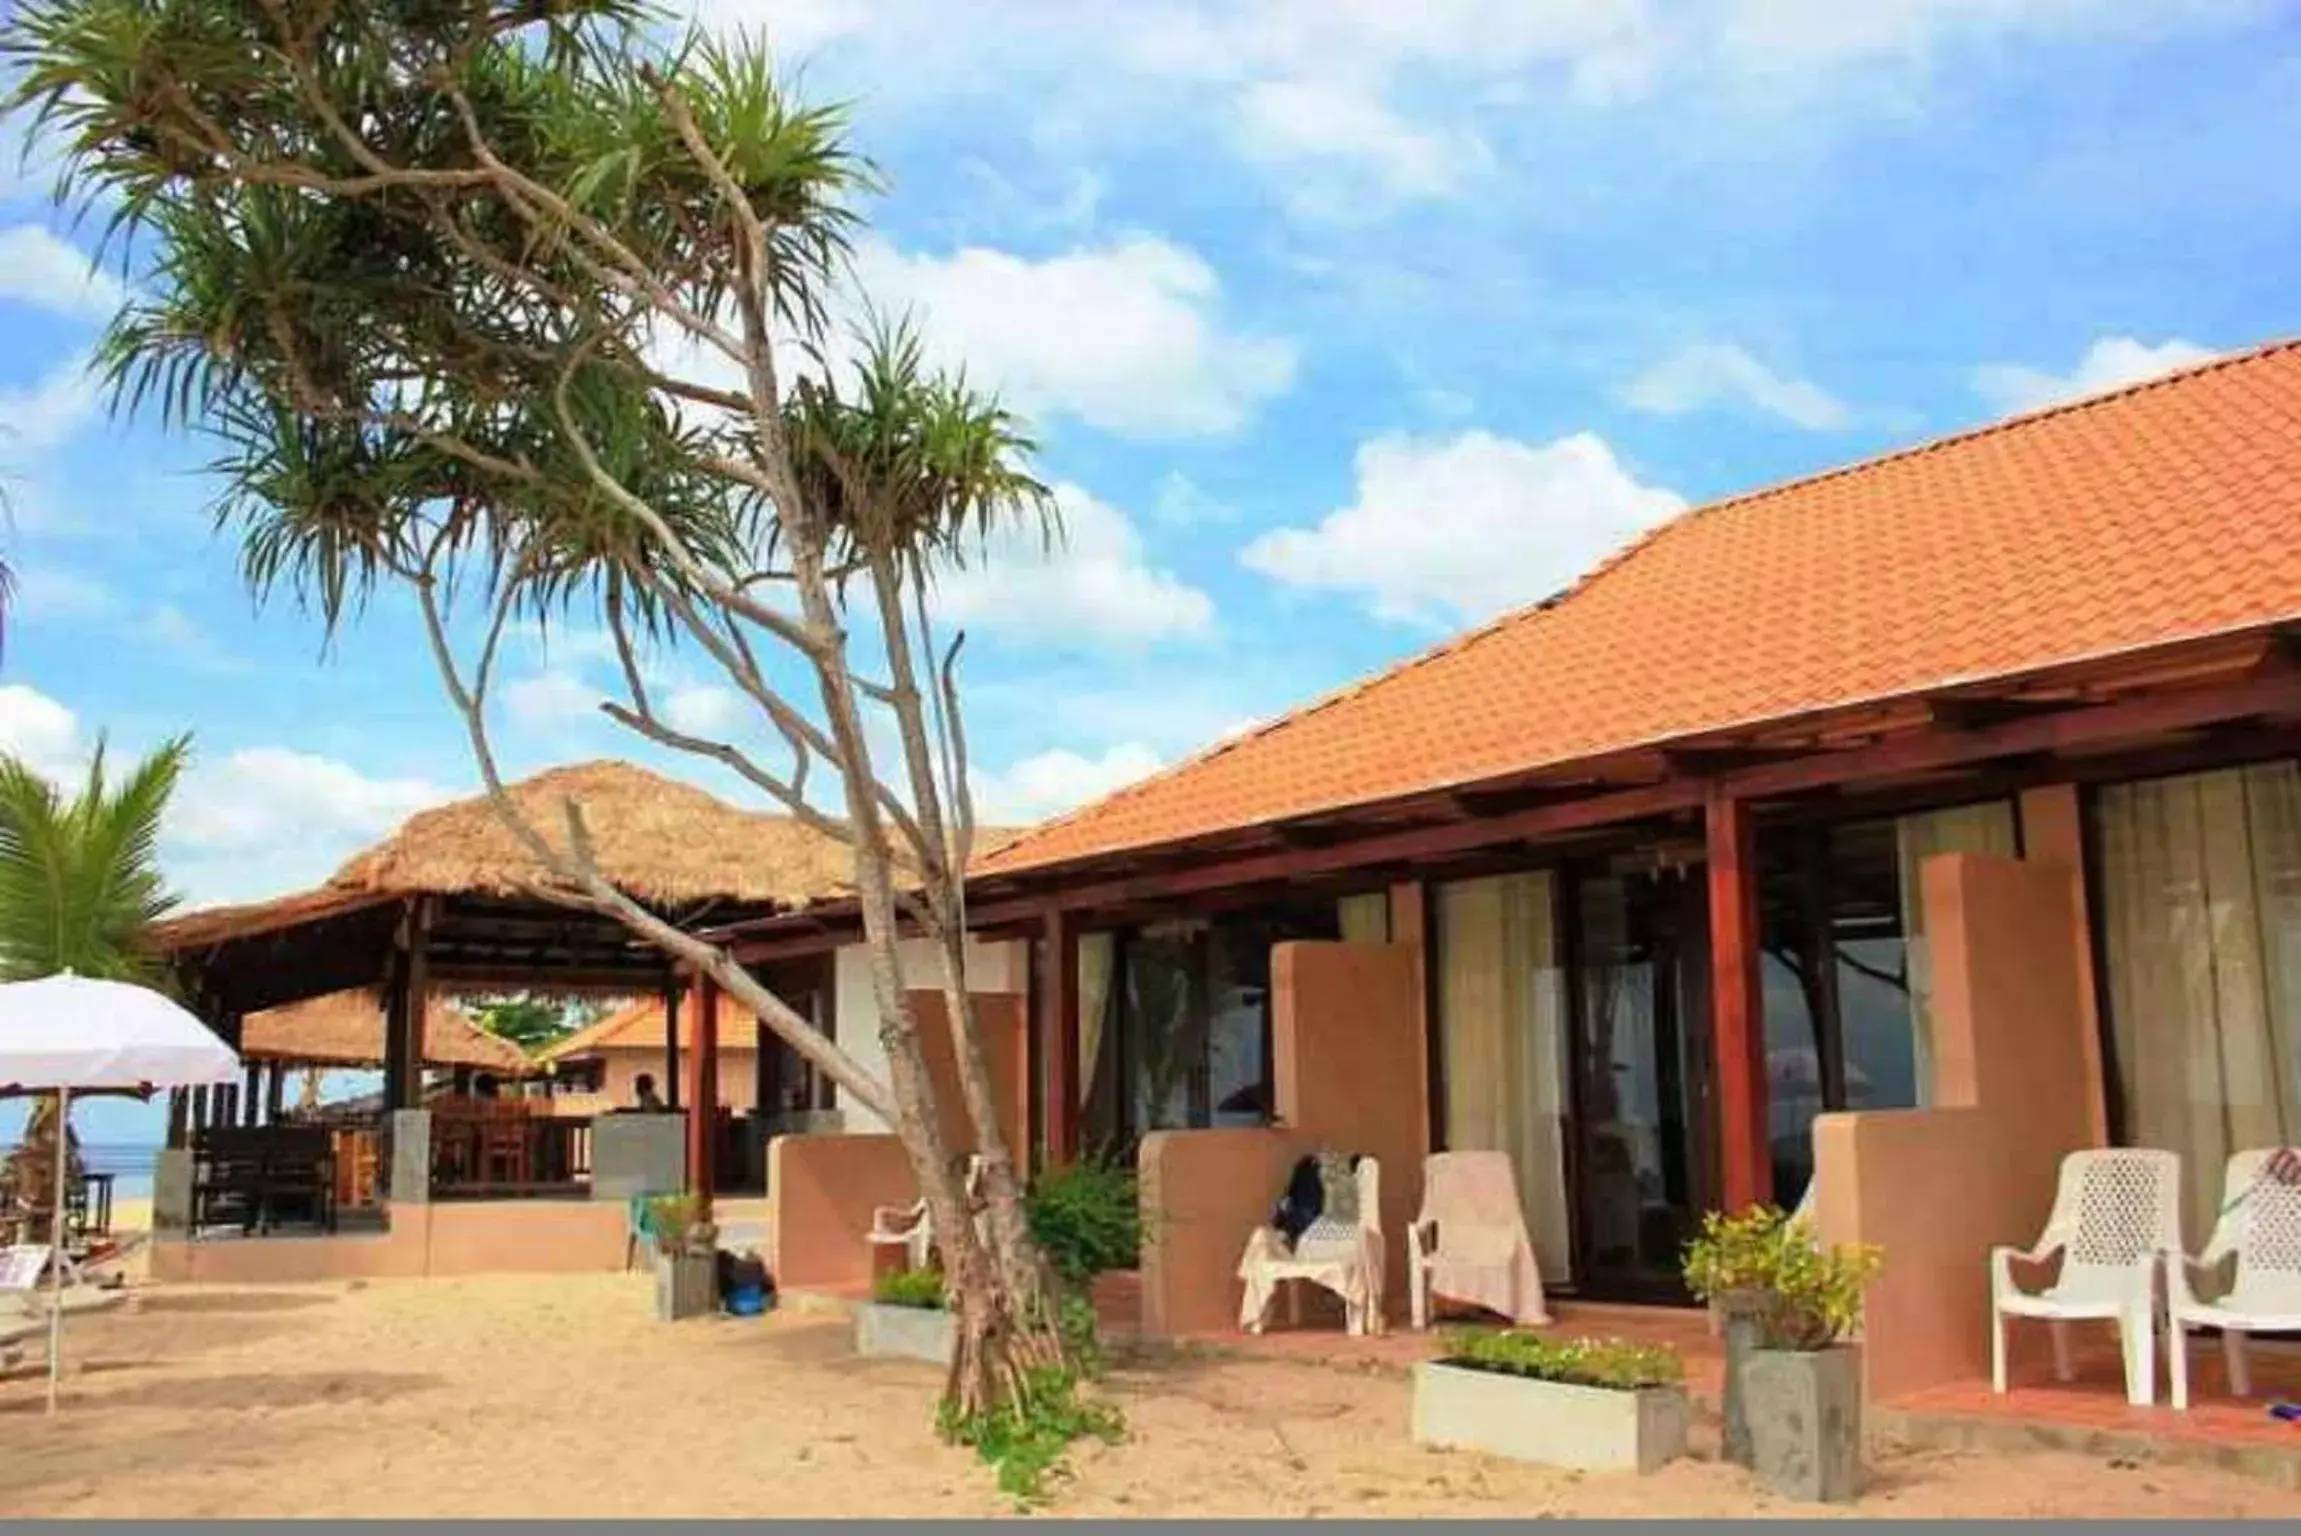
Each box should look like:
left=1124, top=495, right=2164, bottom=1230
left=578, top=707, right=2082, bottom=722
left=0, top=735, right=188, bottom=983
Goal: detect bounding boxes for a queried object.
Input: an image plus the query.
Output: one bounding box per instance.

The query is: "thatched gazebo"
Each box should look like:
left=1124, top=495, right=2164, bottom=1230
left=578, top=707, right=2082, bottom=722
left=145, top=761, right=864, bottom=1150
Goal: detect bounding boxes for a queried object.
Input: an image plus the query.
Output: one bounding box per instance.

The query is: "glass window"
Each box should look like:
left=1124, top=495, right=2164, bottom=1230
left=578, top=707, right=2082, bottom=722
left=2096, top=761, right=2301, bottom=1246
left=1758, top=800, right=2016, bottom=1203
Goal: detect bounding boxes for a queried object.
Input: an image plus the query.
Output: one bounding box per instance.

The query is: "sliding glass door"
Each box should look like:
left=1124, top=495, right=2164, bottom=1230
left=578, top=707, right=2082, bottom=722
left=2095, top=761, right=2301, bottom=1246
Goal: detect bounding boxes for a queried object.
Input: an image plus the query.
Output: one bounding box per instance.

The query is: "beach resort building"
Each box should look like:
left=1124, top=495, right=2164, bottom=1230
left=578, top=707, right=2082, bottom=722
left=731, top=339, right=2301, bottom=1406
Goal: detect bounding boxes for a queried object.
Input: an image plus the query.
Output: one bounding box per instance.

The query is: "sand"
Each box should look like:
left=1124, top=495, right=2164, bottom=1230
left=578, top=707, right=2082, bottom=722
left=4, top=1271, right=2300, bottom=1519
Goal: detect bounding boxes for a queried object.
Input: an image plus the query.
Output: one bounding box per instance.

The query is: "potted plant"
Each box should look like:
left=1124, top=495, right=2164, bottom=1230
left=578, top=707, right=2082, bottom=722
left=646, top=1193, right=719, bottom=1322
left=1682, top=1204, right=1791, bottom=1468
left=1686, top=1207, right=1882, bottom=1503
left=855, top=1266, right=956, bottom=1364
left=1412, top=1331, right=1689, bottom=1474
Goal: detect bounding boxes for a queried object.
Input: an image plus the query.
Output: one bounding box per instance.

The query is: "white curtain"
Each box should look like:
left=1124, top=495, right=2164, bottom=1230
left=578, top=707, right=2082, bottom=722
left=1077, top=932, right=1115, bottom=1116
left=2098, top=762, right=2301, bottom=1246
left=1436, top=872, right=1573, bottom=1282
left=1337, top=890, right=1392, bottom=944
left=1895, top=800, right=2019, bottom=1105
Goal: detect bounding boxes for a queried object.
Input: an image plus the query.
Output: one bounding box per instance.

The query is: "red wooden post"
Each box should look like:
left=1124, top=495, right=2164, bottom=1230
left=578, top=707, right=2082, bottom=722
left=1706, top=790, right=1771, bottom=1211
left=687, top=973, right=719, bottom=1209
left=661, top=977, right=683, bottom=1113
left=1038, top=906, right=1080, bottom=1165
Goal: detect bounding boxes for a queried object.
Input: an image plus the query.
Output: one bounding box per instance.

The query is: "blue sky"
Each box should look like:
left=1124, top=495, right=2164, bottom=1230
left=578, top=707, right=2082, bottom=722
left=0, top=0, right=2296, bottom=927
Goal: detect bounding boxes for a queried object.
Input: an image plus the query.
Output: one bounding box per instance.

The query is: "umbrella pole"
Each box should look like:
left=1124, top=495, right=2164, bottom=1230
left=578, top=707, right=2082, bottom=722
left=47, top=1084, right=68, bottom=1415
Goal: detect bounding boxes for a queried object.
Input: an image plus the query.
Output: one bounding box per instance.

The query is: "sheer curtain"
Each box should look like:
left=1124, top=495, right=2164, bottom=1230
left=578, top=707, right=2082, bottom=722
left=2098, top=762, right=2301, bottom=1245
left=1436, top=872, right=1573, bottom=1283
left=1337, top=891, right=1392, bottom=944
left=1895, top=800, right=2019, bottom=1105
left=1075, top=932, right=1117, bottom=1150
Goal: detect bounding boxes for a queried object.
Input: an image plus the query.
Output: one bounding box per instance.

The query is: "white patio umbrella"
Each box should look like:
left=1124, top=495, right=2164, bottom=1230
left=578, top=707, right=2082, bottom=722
left=0, top=972, right=240, bottom=1413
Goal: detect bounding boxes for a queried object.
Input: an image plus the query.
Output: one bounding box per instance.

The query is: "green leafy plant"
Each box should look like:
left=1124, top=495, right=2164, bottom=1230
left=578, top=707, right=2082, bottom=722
left=646, top=1194, right=709, bottom=1255
left=873, top=1266, right=947, bottom=1310
left=938, top=1364, right=1124, bottom=1508
left=1442, top=1330, right=1684, bottom=1391
left=1025, top=1158, right=1140, bottom=1287
left=1683, top=1204, right=1883, bottom=1351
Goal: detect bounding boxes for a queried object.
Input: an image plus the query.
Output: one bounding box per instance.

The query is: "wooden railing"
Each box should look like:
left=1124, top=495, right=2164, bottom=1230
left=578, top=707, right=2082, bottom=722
left=429, top=1104, right=593, bottom=1197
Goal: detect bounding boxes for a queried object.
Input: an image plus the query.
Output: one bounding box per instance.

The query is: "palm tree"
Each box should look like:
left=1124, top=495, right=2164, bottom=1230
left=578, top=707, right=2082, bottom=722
left=0, top=738, right=189, bottom=1239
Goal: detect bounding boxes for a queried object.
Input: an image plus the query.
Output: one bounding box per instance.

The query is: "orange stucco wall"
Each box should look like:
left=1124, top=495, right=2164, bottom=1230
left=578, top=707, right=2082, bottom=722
left=1812, top=851, right=2100, bottom=1401
left=764, top=1131, right=916, bottom=1291
left=1134, top=940, right=1425, bottom=1338
left=2016, top=783, right=2112, bottom=1148
left=148, top=1199, right=629, bottom=1285
left=908, top=990, right=1028, bottom=1159
left=1138, top=1126, right=1308, bottom=1336
left=596, top=1045, right=760, bottom=1113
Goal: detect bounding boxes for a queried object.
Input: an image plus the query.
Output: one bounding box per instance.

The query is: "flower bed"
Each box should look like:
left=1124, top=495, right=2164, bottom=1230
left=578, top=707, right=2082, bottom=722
left=1412, top=1332, right=1689, bottom=1474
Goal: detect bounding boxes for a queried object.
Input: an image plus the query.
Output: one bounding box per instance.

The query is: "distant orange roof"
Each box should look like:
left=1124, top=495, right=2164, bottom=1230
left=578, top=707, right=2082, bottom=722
left=981, top=340, right=2301, bottom=875
left=538, top=992, right=758, bottom=1062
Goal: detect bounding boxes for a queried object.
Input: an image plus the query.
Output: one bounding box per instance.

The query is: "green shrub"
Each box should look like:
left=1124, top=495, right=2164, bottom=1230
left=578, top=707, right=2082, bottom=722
left=1683, top=1203, right=1883, bottom=1351
left=938, top=1364, right=1125, bottom=1507
left=645, top=1193, right=707, bottom=1254
left=872, top=1266, right=947, bottom=1310
left=1442, top=1329, right=1684, bottom=1391
left=1025, top=1158, right=1140, bottom=1286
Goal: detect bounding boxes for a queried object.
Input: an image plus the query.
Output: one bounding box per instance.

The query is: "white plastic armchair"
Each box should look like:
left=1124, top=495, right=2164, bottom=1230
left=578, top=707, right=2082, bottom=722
left=1239, top=1156, right=1385, bottom=1336
left=1409, top=1151, right=1549, bottom=1329
left=867, top=1155, right=985, bottom=1273
left=1990, top=1148, right=2180, bottom=1407
left=2167, top=1148, right=2301, bottom=1411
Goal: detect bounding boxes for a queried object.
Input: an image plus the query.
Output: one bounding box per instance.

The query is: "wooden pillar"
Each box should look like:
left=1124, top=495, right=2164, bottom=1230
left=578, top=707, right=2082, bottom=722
left=1037, top=906, right=1081, bottom=1165
left=686, top=973, right=720, bottom=1208
left=1706, top=790, right=1771, bottom=1210
left=241, top=1065, right=261, bottom=1126
left=753, top=1014, right=771, bottom=1120
left=166, top=1088, right=189, bottom=1149
left=661, top=976, right=683, bottom=1112
left=265, top=1064, right=286, bottom=1124
left=383, top=898, right=432, bottom=1112
left=191, top=1085, right=211, bottom=1136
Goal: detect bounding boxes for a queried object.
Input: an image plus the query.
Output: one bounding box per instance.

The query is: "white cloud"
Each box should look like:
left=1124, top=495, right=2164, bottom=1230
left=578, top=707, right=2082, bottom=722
left=0, top=225, right=127, bottom=323
left=663, top=683, right=745, bottom=738
left=852, top=236, right=1296, bottom=439
left=931, top=482, right=1214, bottom=647
left=503, top=670, right=606, bottom=730
left=1971, top=335, right=2220, bottom=416
left=1237, top=78, right=1491, bottom=203
left=0, top=354, right=102, bottom=454
left=1152, top=471, right=1234, bottom=528
left=974, top=742, right=1165, bottom=825
left=1241, top=428, right=1685, bottom=625
left=0, top=683, right=90, bottom=782
left=1621, top=342, right=1853, bottom=430
left=8, top=566, right=120, bottom=624
left=0, top=684, right=453, bottom=905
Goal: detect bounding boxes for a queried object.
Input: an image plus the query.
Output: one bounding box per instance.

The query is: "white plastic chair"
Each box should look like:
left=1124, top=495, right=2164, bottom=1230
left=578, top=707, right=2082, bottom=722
left=1409, top=1151, right=1549, bottom=1328
left=1991, top=1148, right=2180, bottom=1407
left=2167, top=1148, right=2301, bottom=1410
left=867, top=1155, right=984, bottom=1273
left=1239, top=1156, right=1384, bottom=1336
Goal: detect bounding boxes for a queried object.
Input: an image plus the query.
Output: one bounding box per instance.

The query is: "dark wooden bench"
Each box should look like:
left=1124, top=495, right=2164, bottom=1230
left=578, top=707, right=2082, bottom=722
left=193, top=1127, right=338, bottom=1235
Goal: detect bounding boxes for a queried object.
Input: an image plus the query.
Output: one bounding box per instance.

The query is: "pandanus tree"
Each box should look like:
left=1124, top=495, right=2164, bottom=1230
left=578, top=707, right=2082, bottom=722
left=0, top=740, right=188, bottom=1237
left=6, top=0, right=1075, bottom=1435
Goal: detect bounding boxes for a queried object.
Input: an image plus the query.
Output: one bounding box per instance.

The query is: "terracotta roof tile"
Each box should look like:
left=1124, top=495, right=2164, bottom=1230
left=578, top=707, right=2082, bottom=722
left=537, top=993, right=756, bottom=1061
left=980, top=340, right=2301, bottom=876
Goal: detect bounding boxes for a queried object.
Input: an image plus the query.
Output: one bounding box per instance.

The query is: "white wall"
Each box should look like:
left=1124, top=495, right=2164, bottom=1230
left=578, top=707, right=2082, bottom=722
left=833, top=936, right=1024, bottom=1132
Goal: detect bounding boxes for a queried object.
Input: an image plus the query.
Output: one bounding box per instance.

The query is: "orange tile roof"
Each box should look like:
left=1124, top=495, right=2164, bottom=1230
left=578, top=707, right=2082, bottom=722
left=537, top=992, right=758, bottom=1062
left=981, top=340, right=2301, bottom=876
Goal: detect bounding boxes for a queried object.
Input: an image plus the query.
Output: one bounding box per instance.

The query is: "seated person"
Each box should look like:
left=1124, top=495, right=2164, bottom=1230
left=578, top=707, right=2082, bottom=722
left=631, top=1073, right=667, bottom=1114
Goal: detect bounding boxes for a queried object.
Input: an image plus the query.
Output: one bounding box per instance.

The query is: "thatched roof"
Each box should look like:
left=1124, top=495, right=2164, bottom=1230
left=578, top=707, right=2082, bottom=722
left=241, top=989, right=533, bottom=1074
left=328, top=760, right=861, bottom=909
left=537, top=992, right=758, bottom=1063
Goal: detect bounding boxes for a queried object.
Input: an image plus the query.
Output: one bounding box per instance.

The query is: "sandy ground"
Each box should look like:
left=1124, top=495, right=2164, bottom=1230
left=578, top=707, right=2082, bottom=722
left=5, top=1271, right=2301, bottom=1519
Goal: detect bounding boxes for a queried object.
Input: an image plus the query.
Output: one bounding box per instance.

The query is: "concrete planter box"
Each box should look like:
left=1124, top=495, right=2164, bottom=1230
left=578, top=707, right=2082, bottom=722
left=653, top=1249, right=716, bottom=1322
left=1744, top=1345, right=1862, bottom=1503
left=1412, top=1361, right=1689, bottom=1474
left=855, top=1302, right=955, bottom=1366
